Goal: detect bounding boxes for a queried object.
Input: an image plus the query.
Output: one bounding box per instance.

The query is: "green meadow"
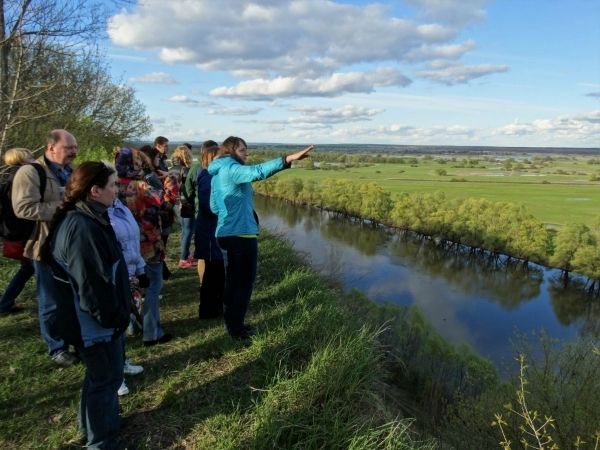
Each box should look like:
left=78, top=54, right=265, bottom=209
left=273, top=154, right=600, bottom=227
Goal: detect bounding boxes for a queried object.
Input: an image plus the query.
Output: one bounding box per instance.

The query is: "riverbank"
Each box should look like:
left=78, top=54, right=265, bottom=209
left=1, top=231, right=598, bottom=449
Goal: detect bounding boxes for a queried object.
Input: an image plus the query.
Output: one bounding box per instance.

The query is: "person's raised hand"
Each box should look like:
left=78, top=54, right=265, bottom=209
left=286, top=144, right=315, bottom=164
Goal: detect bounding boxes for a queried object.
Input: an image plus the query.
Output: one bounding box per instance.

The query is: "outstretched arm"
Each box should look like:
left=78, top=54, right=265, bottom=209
left=285, top=144, right=315, bottom=165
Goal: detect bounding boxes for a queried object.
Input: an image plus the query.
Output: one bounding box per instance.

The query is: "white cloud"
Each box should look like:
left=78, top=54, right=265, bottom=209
left=288, top=104, right=384, bottom=124
left=107, top=0, right=485, bottom=82
left=209, top=68, right=411, bottom=99
left=496, top=111, right=600, bottom=141
left=129, top=72, right=178, bottom=84
left=380, top=123, right=476, bottom=137
left=150, top=117, right=167, bottom=125
left=404, top=0, right=487, bottom=26
left=495, top=122, right=535, bottom=136
left=575, top=110, right=600, bottom=124
left=417, top=60, right=509, bottom=85
left=167, top=95, right=214, bottom=107
left=109, top=53, right=148, bottom=63
left=406, top=40, right=475, bottom=61
left=323, top=123, right=477, bottom=141
left=208, top=107, right=263, bottom=115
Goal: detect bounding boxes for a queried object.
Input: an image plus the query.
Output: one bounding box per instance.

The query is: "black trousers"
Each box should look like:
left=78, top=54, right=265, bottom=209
left=199, top=259, right=225, bottom=319
left=217, top=237, right=257, bottom=337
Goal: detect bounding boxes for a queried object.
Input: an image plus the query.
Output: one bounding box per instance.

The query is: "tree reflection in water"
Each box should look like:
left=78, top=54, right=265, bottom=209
left=388, top=234, right=543, bottom=309
left=549, top=278, right=600, bottom=337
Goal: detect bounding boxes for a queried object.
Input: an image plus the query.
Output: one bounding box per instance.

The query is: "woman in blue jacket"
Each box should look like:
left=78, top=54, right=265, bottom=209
left=208, top=137, right=313, bottom=340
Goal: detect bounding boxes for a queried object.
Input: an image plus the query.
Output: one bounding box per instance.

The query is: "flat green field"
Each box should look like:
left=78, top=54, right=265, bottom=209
left=274, top=154, right=600, bottom=227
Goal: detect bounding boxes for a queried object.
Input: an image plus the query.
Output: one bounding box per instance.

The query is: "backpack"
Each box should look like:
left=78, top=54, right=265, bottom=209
left=180, top=166, right=195, bottom=218
left=0, top=163, right=47, bottom=240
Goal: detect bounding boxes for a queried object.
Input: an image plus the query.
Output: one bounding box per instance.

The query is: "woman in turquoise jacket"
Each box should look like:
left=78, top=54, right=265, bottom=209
left=208, top=137, right=313, bottom=340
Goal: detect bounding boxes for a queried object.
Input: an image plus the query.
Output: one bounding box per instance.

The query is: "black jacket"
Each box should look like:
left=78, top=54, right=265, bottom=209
left=51, top=201, right=131, bottom=344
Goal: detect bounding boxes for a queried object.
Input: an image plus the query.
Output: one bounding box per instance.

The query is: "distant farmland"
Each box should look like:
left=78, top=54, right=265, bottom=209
left=270, top=153, right=600, bottom=227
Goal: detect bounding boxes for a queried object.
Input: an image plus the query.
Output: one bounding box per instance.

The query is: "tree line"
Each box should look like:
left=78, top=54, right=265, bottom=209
left=254, top=176, right=600, bottom=291
left=0, top=0, right=151, bottom=155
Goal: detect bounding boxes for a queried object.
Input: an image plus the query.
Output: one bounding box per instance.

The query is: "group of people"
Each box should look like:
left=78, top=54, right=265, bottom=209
left=0, top=129, right=313, bottom=449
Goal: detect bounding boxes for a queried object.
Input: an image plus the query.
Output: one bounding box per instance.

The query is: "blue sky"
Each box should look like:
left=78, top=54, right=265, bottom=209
left=104, top=0, right=600, bottom=147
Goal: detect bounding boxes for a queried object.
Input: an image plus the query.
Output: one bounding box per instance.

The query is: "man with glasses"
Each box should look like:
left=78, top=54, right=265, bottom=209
left=12, top=129, right=79, bottom=366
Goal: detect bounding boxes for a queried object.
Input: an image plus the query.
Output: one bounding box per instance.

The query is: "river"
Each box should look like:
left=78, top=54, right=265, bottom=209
left=254, top=195, right=599, bottom=370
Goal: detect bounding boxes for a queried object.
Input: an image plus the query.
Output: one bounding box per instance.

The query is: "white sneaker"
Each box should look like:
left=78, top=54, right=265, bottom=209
left=123, top=360, right=144, bottom=376
left=118, top=380, right=129, bottom=396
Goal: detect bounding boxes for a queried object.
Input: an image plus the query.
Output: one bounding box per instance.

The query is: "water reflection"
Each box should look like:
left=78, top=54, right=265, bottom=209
left=254, top=195, right=595, bottom=366
left=388, top=236, right=543, bottom=308
left=548, top=278, right=600, bottom=336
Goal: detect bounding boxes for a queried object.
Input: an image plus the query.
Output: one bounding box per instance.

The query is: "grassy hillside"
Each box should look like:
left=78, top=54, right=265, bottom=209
left=0, top=232, right=436, bottom=450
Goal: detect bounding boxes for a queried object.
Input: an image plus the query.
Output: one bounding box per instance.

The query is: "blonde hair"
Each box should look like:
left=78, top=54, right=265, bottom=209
left=3, top=148, right=34, bottom=166
left=172, top=145, right=192, bottom=167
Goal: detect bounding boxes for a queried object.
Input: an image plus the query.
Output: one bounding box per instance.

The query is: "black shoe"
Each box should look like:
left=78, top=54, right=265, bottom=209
left=242, top=325, right=255, bottom=335
left=0, top=304, right=25, bottom=315
left=230, top=330, right=252, bottom=342
left=162, top=262, right=172, bottom=280
left=143, top=333, right=172, bottom=346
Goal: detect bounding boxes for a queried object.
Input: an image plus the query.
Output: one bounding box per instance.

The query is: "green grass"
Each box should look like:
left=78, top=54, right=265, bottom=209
left=275, top=155, right=600, bottom=226
left=0, top=232, right=436, bottom=450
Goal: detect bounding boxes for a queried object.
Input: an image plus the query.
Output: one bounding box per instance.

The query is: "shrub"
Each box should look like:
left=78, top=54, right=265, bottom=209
left=441, top=338, right=600, bottom=450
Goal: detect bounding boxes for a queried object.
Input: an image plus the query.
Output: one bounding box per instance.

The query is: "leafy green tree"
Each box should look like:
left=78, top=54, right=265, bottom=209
left=551, top=223, right=593, bottom=273
left=1, top=0, right=150, bottom=154
left=357, top=182, right=392, bottom=224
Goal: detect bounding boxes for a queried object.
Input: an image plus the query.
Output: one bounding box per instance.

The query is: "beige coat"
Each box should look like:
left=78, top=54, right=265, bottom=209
left=11, top=155, right=65, bottom=261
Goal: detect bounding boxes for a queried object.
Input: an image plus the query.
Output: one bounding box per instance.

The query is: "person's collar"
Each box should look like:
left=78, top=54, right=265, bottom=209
left=44, top=154, right=64, bottom=169
left=76, top=199, right=110, bottom=226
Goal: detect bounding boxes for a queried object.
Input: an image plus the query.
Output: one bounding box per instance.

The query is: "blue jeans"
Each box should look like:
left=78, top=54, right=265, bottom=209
left=179, top=216, right=194, bottom=260
left=217, top=237, right=257, bottom=337
left=143, top=262, right=164, bottom=342
left=0, top=259, right=34, bottom=311
left=77, top=337, right=124, bottom=450
left=33, top=261, right=66, bottom=354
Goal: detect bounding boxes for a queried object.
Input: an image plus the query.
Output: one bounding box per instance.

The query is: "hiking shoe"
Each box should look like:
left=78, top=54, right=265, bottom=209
left=187, top=256, right=198, bottom=266
left=123, top=360, right=144, bottom=376
left=51, top=350, right=79, bottom=366
left=178, top=260, right=193, bottom=268
left=118, top=380, right=129, bottom=396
